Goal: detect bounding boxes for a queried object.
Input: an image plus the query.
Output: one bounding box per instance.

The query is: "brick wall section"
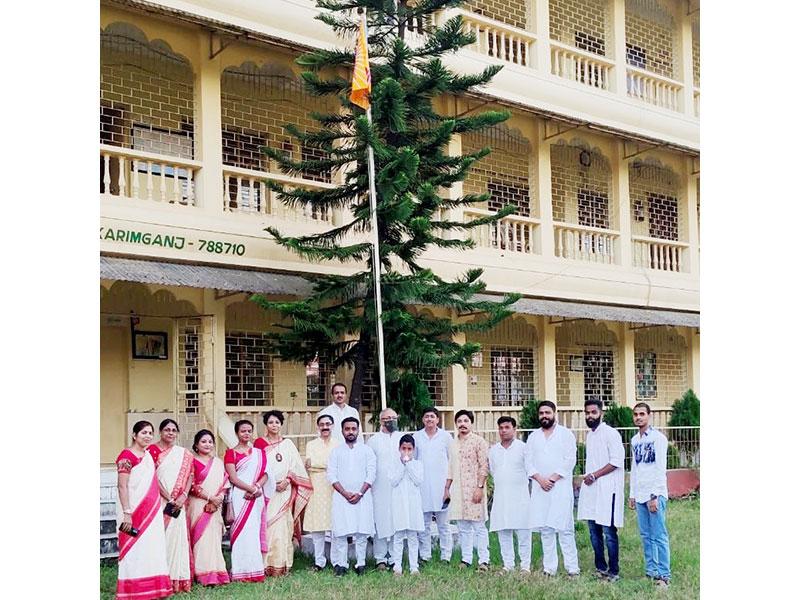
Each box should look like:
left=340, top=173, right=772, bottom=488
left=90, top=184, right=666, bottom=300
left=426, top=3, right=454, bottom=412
left=549, top=0, right=610, bottom=55
left=555, top=321, right=619, bottom=406
left=635, top=326, right=687, bottom=407
left=221, top=67, right=332, bottom=181
left=625, top=0, right=678, bottom=79
left=462, top=129, right=534, bottom=217
left=629, top=161, right=684, bottom=241
left=100, top=31, right=194, bottom=157
left=465, top=0, right=530, bottom=30
left=550, top=143, right=614, bottom=227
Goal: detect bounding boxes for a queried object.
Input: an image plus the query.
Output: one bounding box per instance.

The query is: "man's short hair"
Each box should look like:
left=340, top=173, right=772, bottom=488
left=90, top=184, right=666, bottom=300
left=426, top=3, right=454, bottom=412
left=341, top=416, right=360, bottom=430
left=497, top=415, right=517, bottom=427
left=633, top=402, right=652, bottom=414
left=454, top=409, right=474, bottom=423
left=331, top=382, right=347, bottom=394
left=538, top=400, right=556, bottom=412
left=584, top=398, right=604, bottom=411
left=399, top=433, right=415, bottom=448
left=316, top=414, right=334, bottom=425
left=421, top=406, right=440, bottom=419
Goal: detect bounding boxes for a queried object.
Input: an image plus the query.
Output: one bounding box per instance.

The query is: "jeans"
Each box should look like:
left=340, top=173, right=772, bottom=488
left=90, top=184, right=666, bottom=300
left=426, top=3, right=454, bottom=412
left=635, top=496, right=671, bottom=581
left=587, top=494, right=619, bottom=576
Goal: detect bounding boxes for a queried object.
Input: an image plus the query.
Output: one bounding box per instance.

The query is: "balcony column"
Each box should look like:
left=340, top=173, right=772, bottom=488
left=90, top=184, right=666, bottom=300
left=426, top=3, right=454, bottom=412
left=687, top=328, right=700, bottom=396
left=194, top=33, right=223, bottom=214
left=201, top=289, right=234, bottom=449
left=535, top=121, right=555, bottom=257
left=539, top=316, right=557, bottom=405
left=684, top=159, right=700, bottom=275
left=610, top=0, right=627, bottom=96
left=448, top=133, right=464, bottom=229
left=679, top=5, right=695, bottom=116
left=618, top=322, right=636, bottom=407
left=612, top=140, right=632, bottom=267
left=533, top=0, right=550, bottom=73
left=451, top=330, right=469, bottom=423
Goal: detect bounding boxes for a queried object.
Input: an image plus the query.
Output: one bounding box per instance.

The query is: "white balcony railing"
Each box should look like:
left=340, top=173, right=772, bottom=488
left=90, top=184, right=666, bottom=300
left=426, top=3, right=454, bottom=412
left=554, top=222, right=618, bottom=264
left=463, top=207, right=539, bottom=254
left=223, top=165, right=335, bottom=224
left=550, top=41, right=614, bottom=91
left=632, top=235, right=689, bottom=273
left=100, top=144, right=200, bottom=206
left=437, top=9, right=535, bottom=68
left=626, top=66, right=683, bottom=112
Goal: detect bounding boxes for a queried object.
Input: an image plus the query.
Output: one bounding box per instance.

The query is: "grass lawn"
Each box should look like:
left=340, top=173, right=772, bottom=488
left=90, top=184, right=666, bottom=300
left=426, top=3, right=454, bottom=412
left=100, top=497, right=698, bottom=599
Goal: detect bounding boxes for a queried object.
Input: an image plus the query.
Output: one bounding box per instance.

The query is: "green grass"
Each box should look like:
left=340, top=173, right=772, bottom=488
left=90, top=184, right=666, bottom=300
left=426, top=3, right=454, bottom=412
left=101, top=497, right=698, bottom=599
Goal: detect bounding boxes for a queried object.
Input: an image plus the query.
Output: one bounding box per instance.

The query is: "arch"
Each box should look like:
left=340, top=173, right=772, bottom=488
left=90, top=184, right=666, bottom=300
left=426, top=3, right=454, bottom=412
left=555, top=319, right=617, bottom=346
left=100, top=281, right=199, bottom=316
left=468, top=314, right=538, bottom=346
left=101, top=22, right=194, bottom=78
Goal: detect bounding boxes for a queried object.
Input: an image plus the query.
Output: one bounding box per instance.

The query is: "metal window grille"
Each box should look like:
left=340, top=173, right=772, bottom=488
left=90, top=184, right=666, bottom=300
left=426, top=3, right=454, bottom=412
left=465, top=0, right=530, bottom=30
left=490, top=347, right=536, bottom=407
left=305, top=353, right=331, bottom=408
left=629, top=161, right=685, bottom=240
left=550, top=143, right=614, bottom=227
left=634, top=326, right=688, bottom=405
left=692, top=16, right=700, bottom=88
left=225, top=331, right=275, bottom=407
left=556, top=321, right=620, bottom=406
left=420, top=368, right=449, bottom=406
left=550, top=0, right=610, bottom=56
left=624, top=0, right=678, bottom=80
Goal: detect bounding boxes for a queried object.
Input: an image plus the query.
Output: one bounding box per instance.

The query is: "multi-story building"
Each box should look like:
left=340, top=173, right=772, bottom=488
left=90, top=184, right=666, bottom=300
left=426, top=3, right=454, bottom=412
left=99, top=0, right=699, bottom=469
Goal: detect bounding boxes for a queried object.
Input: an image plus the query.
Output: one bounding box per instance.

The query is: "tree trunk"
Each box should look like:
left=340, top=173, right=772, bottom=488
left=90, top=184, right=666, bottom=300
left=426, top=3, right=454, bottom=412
left=348, top=333, right=370, bottom=411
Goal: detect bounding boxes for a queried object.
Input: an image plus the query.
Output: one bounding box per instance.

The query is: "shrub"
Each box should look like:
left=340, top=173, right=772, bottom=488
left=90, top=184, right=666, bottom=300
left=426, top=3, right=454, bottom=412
left=574, top=442, right=586, bottom=476
left=518, top=398, right=541, bottom=441
left=667, top=443, right=682, bottom=469
left=668, top=389, right=700, bottom=443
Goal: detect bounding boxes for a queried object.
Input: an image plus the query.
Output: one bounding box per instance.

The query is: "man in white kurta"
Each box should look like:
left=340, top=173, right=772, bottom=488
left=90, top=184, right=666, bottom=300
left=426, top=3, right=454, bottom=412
left=413, top=407, right=453, bottom=562
left=366, top=408, right=403, bottom=569
left=318, top=382, right=363, bottom=445
left=577, top=399, right=625, bottom=581
left=327, top=417, right=377, bottom=576
left=488, top=416, right=532, bottom=572
left=389, top=434, right=425, bottom=574
left=525, top=401, right=579, bottom=576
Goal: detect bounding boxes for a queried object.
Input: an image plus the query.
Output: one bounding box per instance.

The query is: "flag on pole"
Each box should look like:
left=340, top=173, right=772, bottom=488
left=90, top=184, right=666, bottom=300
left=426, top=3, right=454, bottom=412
left=350, top=16, right=371, bottom=110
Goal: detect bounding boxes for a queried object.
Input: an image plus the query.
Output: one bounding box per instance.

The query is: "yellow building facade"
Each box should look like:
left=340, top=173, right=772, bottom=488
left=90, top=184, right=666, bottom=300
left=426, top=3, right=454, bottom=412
left=99, top=0, right=700, bottom=466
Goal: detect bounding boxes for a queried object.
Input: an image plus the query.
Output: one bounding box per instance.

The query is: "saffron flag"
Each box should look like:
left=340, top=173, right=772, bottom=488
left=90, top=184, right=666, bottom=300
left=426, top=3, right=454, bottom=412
left=350, top=17, right=371, bottom=110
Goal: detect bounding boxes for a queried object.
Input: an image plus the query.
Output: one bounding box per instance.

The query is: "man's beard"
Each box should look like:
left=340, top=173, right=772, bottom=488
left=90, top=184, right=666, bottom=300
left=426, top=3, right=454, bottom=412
left=539, top=417, right=554, bottom=429
left=585, top=416, right=601, bottom=429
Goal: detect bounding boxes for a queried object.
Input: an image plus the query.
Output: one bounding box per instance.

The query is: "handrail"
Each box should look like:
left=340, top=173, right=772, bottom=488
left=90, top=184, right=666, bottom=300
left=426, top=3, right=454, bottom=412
left=631, top=234, right=689, bottom=248
left=464, top=206, right=541, bottom=225
left=99, top=144, right=201, bottom=169
left=222, top=164, right=336, bottom=190
left=445, top=8, right=536, bottom=41
left=553, top=220, right=620, bottom=236
left=624, top=64, right=684, bottom=89
left=549, top=39, right=616, bottom=68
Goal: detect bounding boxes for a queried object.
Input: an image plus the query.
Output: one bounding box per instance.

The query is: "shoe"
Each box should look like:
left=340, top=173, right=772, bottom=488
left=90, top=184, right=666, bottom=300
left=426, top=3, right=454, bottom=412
left=606, top=574, right=620, bottom=583
left=594, top=569, right=609, bottom=579
left=310, top=565, right=323, bottom=572
left=656, top=578, right=670, bottom=588
left=567, top=572, right=580, bottom=579
left=542, top=570, right=555, bottom=578
left=418, top=558, right=428, bottom=567
left=355, top=566, right=366, bottom=576
left=458, top=561, right=470, bottom=569
left=376, top=562, right=388, bottom=572
left=477, top=563, right=489, bottom=573
left=334, top=566, right=347, bottom=577
left=520, top=569, right=531, bottom=575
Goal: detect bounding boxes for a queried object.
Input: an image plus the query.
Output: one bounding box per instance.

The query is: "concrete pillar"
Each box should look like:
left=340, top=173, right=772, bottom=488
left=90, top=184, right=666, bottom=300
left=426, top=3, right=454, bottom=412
left=610, top=0, right=628, bottom=96
left=533, top=0, right=551, bottom=73
left=619, top=323, right=636, bottom=407
left=536, top=121, right=555, bottom=257
left=678, top=5, right=696, bottom=116
left=202, top=289, right=236, bottom=449
left=686, top=327, right=700, bottom=397
left=539, top=316, right=557, bottom=404
left=685, top=160, right=700, bottom=274
left=451, top=331, right=468, bottom=414
left=194, top=34, right=223, bottom=214
left=613, top=140, right=633, bottom=267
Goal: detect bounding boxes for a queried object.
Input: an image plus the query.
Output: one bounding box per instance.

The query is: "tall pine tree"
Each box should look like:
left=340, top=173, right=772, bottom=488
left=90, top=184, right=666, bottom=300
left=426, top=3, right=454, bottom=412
left=253, top=0, right=520, bottom=427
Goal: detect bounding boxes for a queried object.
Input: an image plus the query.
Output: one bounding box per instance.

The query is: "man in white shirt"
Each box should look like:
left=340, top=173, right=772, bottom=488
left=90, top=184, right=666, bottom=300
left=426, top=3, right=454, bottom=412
left=327, top=417, right=377, bottom=576
left=525, top=401, right=579, bottom=577
left=366, top=408, right=403, bottom=570
left=413, top=407, right=453, bottom=563
left=318, top=382, right=362, bottom=444
left=488, top=416, right=531, bottom=573
left=577, top=399, right=625, bottom=582
left=628, top=402, right=671, bottom=588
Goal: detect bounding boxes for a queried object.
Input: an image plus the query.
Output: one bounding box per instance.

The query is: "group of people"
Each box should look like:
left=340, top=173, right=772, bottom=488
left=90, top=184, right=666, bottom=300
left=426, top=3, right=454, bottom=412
left=114, top=382, right=673, bottom=600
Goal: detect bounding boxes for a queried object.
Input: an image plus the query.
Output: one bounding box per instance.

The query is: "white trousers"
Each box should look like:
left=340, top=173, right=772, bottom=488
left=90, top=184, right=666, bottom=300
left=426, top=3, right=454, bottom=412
left=418, top=510, right=452, bottom=561
left=373, top=535, right=394, bottom=565
left=456, top=520, right=490, bottom=565
left=392, top=530, right=420, bottom=573
left=497, top=529, right=532, bottom=571
left=331, top=534, right=369, bottom=568
left=311, top=531, right=329, bottom=568
left=540, top=527, right=580, bottom=575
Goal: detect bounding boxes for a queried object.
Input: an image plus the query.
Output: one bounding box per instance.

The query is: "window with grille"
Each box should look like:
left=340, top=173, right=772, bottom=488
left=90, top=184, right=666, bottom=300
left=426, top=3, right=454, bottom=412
left=222, top=126, right=267, bottom=211
left=575, top=31, right=605, bottom=56
left=626, top=43, right=647, bottom=69
left=421, top=369, right=448, bottom=405
left=583, top=349, right=614, bottom=405
left=635, top=351, right=657, bottom=399
left=180, top=330, right=199, bottom=414
left=490, top=347, right=535, bottom=407
left=487, top=180, right=530, bottom=217
left=647, top=193, right=678, bottom=241
left=305, top=353, right=329, bottom=408
left=132, top=125, right=193, bottom=201
left=225, top=332, right=274, bottom=407
left=577, top=189, right=611, bottom=255
left=300, top=144, right=332, bottom=184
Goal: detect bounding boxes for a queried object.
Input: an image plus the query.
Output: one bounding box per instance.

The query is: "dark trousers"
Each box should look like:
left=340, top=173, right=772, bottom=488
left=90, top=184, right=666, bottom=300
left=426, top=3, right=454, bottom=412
left=587, top=494, right=619, bottom=576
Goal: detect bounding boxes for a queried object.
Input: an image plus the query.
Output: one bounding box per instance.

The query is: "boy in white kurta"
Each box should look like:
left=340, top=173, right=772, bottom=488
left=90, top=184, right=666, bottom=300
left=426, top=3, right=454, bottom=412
left=413, top=407, right=453, bottom=562
left=389, top=434, right=425, bottom=575
left=525, top=401, right=579, bottom=576
left=366, top=408, right=403, bottom=569
left=327, top=417, right=377, bottom=576
left=488, top=416, right=532, bottom=572
left=577, top=400, right=625, bottom=581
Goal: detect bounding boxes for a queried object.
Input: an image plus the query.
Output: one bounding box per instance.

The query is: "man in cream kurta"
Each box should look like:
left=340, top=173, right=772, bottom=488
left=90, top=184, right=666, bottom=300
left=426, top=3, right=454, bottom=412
left=488, top=416, right=532, bottom=573
left=413, top=407, right=453, bottom=562
left=327, top=417, right=377, bottom=576
left=445, top=410, right=490, bottom=570
left=318, top=382, right=362, bottom=445
left=366, top=408, right=403, bottom=570
left=303, top=414, right=340, bottom=570
left=525, top=401, right=579, bottom=576
left=577, top=399, right=625, bottom=581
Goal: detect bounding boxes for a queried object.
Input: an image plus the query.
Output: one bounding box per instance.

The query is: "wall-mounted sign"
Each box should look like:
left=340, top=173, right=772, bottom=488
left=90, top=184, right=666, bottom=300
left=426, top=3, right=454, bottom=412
left=100, top=226, right=246, bottom=256
left=471, top=352, right=483, bottom=368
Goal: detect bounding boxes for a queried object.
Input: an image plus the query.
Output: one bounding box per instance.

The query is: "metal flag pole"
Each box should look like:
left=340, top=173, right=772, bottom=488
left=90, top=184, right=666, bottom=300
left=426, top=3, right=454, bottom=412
left=361, top=11, right=389, bottom=412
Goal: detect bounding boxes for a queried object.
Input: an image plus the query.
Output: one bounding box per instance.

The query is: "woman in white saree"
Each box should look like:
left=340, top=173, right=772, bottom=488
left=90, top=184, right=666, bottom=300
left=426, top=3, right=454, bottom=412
left=115, top=420, right=172, bottom=600
left=148, top=419, right=193, bottom=594
left=224, top=419, right=274, bottom=583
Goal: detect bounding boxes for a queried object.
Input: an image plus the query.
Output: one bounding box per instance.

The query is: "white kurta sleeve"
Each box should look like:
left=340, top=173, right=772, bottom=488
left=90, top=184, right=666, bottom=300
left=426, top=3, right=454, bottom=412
left=555, top=429, right=577, bottom=479
left=405, top=460, right=424, bottom=486
left=364, top=446, right=377, bottom=486
left=524, top=436, right=538, bottom=478
left=389, top=460, right=404, bottom=487
left=327, top=447, right=339, bottom=485
left=608, top=428, right=625, bottom=469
